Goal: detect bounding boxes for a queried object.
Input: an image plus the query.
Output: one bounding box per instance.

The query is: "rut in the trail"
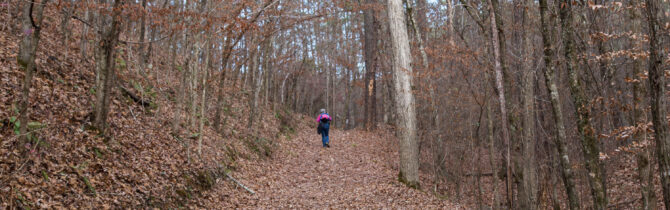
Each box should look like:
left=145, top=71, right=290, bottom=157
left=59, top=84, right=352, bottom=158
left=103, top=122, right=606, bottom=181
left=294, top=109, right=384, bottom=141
left=204, top=123, right=461, bottom=208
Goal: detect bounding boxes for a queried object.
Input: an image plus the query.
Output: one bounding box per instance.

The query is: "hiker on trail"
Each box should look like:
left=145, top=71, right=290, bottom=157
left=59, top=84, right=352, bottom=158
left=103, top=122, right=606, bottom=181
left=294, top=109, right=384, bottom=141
left=316, top=109, right=332, bottom=148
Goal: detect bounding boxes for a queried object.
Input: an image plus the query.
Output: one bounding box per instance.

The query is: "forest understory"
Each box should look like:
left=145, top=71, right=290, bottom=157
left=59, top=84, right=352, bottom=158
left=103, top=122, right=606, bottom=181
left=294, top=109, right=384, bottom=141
left=0, top=7, right=455, bottom=208
left=2, top=0, right=670, bottom=209
left=0, top=16, right=289, bottom=207
left=0, top=20, right=665, bottom=208
left=0, top=18, right=456, bottom=207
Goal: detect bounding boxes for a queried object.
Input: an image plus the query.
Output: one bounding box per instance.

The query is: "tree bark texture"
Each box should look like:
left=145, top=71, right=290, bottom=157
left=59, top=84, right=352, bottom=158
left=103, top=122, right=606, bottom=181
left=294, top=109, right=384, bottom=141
left=387, top=0, right=420, bottom=189
left=93, top=0, right=124, bottom=132
left=487, top=0, right=513, bottom=207
left=630, top=1, right=658, bottom=209
left=538, top=0, right=581, bottom=208
left=559, top=1, right=607, bottom=208
left=17, top=0, right=48, bottom=146
left=363, top=0, right=378, bottom=130
left=645, top=0, right=670, bottom=207
left=519, top=0, right=538, bottom=208
left=485, top=70, right=500, bottom=210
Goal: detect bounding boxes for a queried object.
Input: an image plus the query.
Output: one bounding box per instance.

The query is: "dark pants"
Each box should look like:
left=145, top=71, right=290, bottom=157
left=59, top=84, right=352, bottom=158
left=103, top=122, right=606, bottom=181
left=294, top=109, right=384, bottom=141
left=320, top=123, right=330, bottom=147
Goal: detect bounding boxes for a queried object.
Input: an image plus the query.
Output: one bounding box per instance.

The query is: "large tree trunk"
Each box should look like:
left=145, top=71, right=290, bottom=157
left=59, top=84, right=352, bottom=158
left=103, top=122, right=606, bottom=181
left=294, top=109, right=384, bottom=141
left=484, top=0, right=520, bottom=207
left=490, top=0, right=519, bottom=148
left=362, top=0, right=378, bottom=130
left=630, top=1, right=658, bottom=209
left=519, top=0, right=538, bottom=208
left=645, top=0, right=670, bottom=207
left=93, top=0, right=124, bottom=132
left=487, top=0, right=513, bottom=207
left=538, top=0, right=581, bottom=208
left=17, top=0, right=49, bottom=146
left=387, top=0, right=420, bottom=189
left=559, top=1, right=607, bottom=208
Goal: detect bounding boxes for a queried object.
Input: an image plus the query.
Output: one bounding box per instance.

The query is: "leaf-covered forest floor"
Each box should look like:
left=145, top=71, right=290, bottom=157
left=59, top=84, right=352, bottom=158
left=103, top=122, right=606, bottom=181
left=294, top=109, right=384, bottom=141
left=0, top=4, right=665, bottom=209
left=201, top=125, right=462, bottom=208
left=0, top=7, right=461, bottom=208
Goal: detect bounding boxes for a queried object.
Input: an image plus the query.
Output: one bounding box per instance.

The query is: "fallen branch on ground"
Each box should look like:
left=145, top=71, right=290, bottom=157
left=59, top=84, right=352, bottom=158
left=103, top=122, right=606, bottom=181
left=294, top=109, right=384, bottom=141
left=120, top=86, right=152, bottom=107
left=225, top=173, right=255, bottom=195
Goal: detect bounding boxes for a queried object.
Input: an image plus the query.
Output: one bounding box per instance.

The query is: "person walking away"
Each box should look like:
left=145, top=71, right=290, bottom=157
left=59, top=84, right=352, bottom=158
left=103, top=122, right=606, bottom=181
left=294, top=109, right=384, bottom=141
left=317, top=109, right=332, bottom=148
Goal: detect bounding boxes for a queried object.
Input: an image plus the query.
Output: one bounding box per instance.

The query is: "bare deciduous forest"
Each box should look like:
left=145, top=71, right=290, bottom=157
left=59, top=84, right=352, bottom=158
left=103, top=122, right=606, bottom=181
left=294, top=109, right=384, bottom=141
left=1, top=0, right=670, bottom=209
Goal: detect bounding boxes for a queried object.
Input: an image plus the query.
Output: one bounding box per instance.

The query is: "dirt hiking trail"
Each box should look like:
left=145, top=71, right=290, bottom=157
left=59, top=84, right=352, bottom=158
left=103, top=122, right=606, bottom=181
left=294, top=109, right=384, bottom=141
left=204, top=124, right=461, bottom=209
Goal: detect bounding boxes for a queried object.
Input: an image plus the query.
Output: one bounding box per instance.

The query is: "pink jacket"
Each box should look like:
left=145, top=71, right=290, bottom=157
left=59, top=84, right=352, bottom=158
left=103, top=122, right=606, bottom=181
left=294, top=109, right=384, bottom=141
left=317, top=113, right=332, bottom=122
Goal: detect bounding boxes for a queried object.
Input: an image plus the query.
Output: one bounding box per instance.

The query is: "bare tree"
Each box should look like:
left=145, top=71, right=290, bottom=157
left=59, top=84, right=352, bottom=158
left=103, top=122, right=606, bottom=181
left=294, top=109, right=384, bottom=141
left=387, top=0, right=420, bottom=188
left=93, top=0, right=125, bottom=131
left=17, top=0, right=49, bottom=146
left=645, top=0, right=670, bottom=207
left=559, top=0, right=607, bottom=208
left=362, top=0, right=379, bottom=130
left=629, top=1, right=658, bottom=209
left=487, top=0, right=513, bottom=206
left=538, top=0, right=581, bottom=208
left=519, top=0, right=537, bottom=208
left=213, top=1, right=270, bottom=133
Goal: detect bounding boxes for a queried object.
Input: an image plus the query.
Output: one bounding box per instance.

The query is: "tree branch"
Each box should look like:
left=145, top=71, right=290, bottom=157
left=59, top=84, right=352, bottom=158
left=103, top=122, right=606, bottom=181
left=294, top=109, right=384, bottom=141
left=458, top=0, right=486, bottom=33
left=28, top=0, right=49, bottom=30
left=71, top=15, right=170, bottom=45
left=225, top=173, right=255, bottom=195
